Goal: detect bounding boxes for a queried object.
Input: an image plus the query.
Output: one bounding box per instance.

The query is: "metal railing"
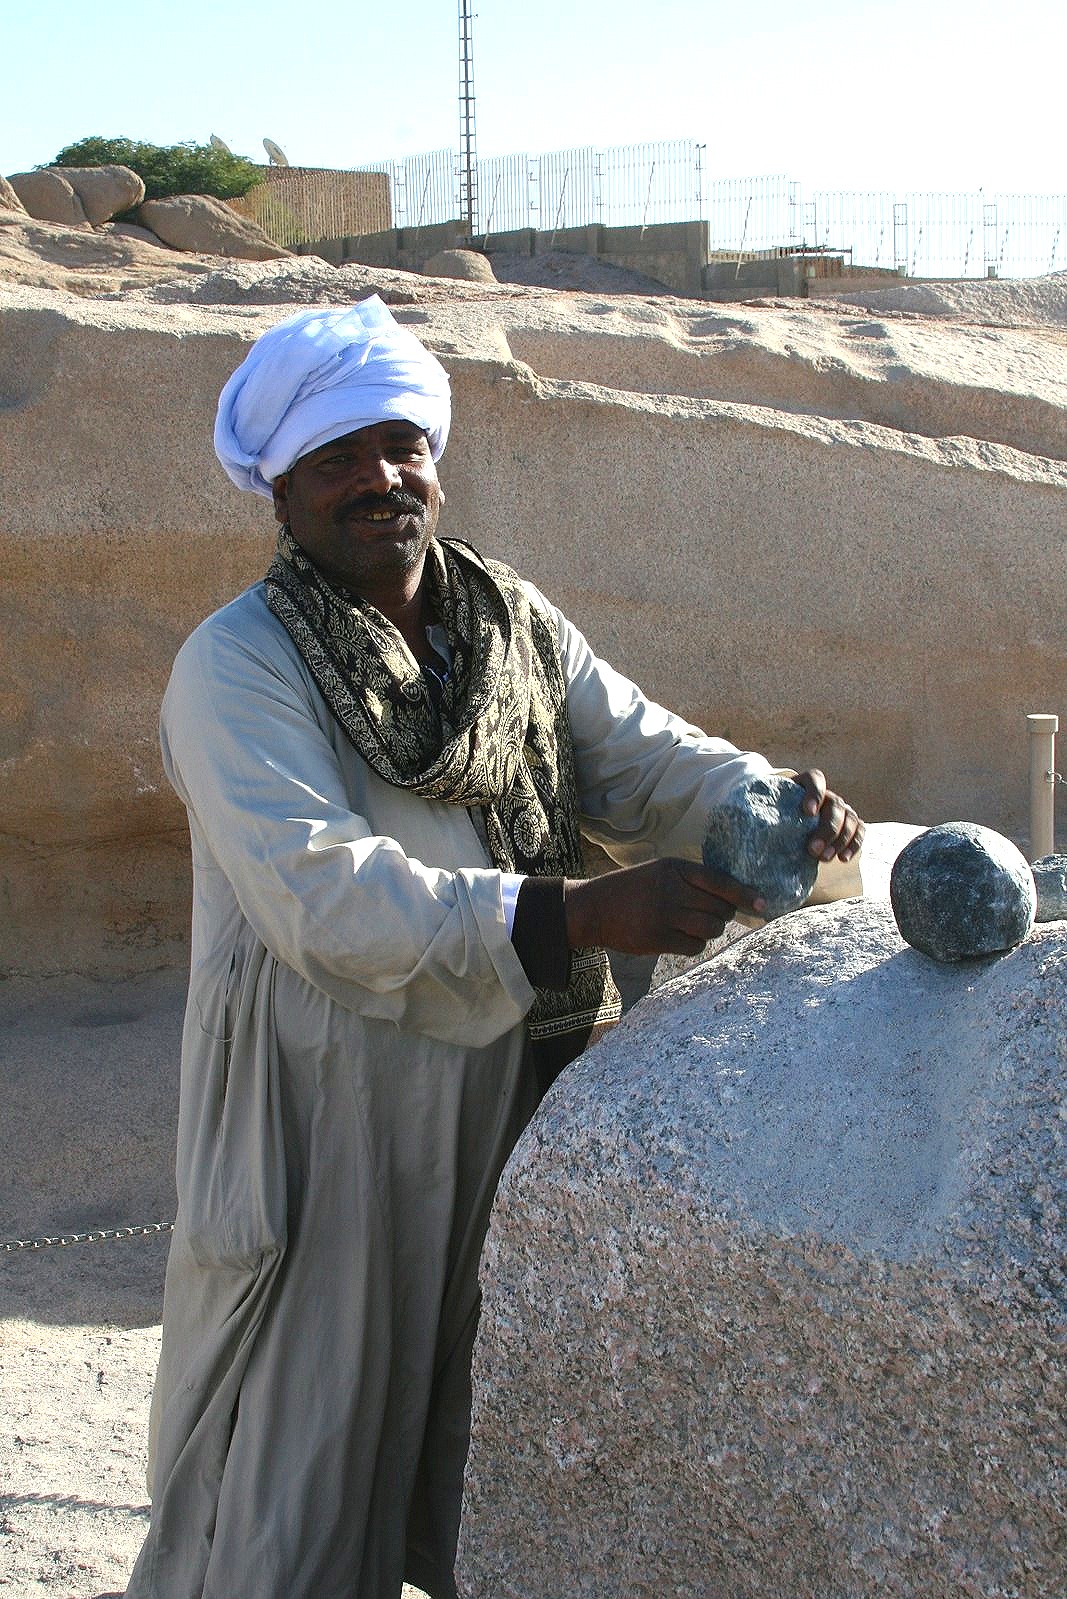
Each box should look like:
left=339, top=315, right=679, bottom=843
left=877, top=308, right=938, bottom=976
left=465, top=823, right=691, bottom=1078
left=337, top=142, right=1065, bottom=279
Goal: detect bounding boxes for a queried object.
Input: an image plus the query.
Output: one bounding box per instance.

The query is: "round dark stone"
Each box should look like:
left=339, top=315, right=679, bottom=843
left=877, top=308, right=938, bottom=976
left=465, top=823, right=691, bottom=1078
left=889, top=822, right=1036, bottom=961
left=1032, top=854, right=1067, bottom=922
left=702, top=773, right=819, bottom=919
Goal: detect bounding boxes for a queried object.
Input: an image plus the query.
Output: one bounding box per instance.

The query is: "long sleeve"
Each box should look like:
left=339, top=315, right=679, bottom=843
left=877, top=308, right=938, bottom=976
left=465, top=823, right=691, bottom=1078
left=161, top=599, right=535, bottom=1047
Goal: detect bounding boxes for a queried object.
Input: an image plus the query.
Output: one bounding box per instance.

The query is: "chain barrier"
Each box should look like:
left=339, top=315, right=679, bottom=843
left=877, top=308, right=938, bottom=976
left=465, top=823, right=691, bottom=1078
left=1, top=1221, right=174, bottom=1254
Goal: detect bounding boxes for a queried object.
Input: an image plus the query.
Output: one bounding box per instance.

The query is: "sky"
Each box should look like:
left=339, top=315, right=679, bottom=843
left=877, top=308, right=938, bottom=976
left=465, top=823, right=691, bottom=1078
left=5, top=0, right=1065, bottom=198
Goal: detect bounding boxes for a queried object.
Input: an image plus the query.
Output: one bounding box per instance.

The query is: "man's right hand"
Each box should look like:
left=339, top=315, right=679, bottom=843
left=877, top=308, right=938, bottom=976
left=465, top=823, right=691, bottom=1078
left=563, top=859, right=765, bottom=957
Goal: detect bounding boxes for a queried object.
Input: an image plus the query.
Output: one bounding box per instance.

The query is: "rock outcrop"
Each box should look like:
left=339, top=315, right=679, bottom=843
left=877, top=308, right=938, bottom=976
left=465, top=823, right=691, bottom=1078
left=459, top=898, right=1065, bottom=1599
left=7, top=168, right=90, bottom=228
left=3, top=167, right=286, bottom=264
left=0, top=175, right=27, bottom=213
left=7, top=163, right=145, bottom=228
left=54, top=163, right=145, bottom=225
left=136, top=194, right=288, bottom=259
left=0, top=212, right=210, bottom=296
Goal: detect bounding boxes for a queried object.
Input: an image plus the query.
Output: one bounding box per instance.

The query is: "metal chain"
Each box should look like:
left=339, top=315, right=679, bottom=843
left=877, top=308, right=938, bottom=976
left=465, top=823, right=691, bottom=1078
left=1, top=1221, right=174, bottom=1253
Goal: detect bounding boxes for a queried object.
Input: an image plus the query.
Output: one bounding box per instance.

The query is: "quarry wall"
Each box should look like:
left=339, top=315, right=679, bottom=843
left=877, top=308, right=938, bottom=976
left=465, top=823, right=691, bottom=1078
left=0, top=281, right=1063, bottom=978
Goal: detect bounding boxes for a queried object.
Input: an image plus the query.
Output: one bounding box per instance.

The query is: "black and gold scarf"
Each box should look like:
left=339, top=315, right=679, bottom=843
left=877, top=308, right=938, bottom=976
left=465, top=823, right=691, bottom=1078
left=265, top=526, right=621, bottom=1079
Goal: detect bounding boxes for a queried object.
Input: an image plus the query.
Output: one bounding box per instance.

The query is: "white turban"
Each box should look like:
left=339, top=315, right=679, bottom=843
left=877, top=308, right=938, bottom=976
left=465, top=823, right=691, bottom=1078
left=213, top=295, right=452, bottom=499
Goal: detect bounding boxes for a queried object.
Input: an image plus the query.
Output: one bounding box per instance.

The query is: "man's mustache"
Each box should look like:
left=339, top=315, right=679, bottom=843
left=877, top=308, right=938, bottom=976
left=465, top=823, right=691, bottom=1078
left=335, top=489, right=425, bottom=521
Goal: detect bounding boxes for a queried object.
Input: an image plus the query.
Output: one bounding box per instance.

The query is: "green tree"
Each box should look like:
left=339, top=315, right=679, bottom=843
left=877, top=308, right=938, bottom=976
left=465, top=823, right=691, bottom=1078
left=49, top=137, right=263, bottom=202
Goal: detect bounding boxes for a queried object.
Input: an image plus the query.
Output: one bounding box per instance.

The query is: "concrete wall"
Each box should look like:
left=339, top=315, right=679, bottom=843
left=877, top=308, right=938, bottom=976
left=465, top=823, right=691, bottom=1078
left=301, top=219, right=710, bottom=296
left=1, top=287, right=1063, bottom=978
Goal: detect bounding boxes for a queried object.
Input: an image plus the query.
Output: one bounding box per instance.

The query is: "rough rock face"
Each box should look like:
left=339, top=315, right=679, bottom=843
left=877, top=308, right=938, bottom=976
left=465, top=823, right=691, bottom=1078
left=459, top=899, right=1065, bottom=1599
left=99, top=219, right=171, bottom=248
left=0, top=213, right=210, bottom=296
left=0, top=275, right=1064, bottom=976
left=0, top=175, right=27, bottom=213
left=1032, top=852, right=1067, bottom=921
left=890, top=821, right=1037, bottom=959
left=55, top=163, right=145, bottom=225
left=7, top=168, right=89, bottom=228
left=702, top=772, right=818, bottom=916
left=136, top=194, right=289, bottom=259
left=423, top=248, right=496, bottom=282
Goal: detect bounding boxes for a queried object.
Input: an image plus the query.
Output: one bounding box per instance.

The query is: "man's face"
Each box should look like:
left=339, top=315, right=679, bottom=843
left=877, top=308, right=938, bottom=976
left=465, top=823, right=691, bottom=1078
left=272, top=419, right=443, bottom=596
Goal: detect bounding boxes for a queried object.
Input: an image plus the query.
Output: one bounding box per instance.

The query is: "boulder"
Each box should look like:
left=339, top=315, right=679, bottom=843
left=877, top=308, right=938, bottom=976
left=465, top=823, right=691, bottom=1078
left=135, top=194, right=289, bottom=259
left=702, top=772, right=818, bottom=917
left=1032, top=852, right=1067, bottom=921
left=459, top=898, right=1064, bottom=1599
left=0, top=175, right=27, bottom=214
left=6, top=169, right=89, bottom=228
left=423, top=248, right=496, bottom=282
left=890, top=821, right=1036, bottom=960
left=58, top=163, right=145, bottom=226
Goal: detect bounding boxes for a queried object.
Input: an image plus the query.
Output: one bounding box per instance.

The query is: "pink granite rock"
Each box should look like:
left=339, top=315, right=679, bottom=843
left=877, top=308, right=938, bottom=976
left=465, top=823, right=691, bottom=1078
left=459, top=898, right=1064, bottom=1599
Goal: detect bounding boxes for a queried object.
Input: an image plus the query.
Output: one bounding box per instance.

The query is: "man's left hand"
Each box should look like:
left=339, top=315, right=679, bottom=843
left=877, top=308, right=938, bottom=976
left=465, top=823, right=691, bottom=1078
left=796, top=769, right=864, bottom=863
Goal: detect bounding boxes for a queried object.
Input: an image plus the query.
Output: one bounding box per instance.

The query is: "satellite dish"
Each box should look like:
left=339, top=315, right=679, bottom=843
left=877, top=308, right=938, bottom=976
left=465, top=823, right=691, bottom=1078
left=209, top=134, right=234, bottom=155
left=263, top=138, right=290, bottom=167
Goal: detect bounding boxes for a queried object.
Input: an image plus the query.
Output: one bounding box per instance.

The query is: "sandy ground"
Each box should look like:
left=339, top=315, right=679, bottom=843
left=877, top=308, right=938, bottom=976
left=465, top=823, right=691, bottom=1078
left=0, top=972, right=180, bottom=1596
left=0, top=970, right=419, bottom=1597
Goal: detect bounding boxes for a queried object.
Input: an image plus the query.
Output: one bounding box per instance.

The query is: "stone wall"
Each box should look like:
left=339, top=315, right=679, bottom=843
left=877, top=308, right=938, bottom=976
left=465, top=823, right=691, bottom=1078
left=1, top=279, right=1063, bottom=977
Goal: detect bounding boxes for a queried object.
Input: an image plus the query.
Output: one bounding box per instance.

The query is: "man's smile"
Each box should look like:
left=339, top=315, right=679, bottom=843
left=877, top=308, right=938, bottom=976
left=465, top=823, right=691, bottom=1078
left=337, top=489, right=426, bottom=528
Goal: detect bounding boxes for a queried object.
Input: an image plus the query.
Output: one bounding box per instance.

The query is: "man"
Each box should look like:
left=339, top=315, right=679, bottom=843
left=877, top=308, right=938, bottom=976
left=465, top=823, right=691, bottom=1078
left=126, top=296, right=862, bottom=1599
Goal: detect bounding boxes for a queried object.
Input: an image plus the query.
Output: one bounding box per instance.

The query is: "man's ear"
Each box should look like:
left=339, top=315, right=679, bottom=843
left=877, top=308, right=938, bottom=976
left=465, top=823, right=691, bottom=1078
left=272, top=473, right=289, bottom=525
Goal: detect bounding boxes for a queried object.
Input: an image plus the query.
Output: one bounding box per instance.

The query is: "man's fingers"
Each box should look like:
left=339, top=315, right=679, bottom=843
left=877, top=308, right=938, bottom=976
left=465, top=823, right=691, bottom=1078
left=809, top=791, right=846, bottom=858
left=797, top=768, right=826, bottom=817
left=673, top=859, right=765, bottom=916
left=672, top=904, right=730, bottom=943
left=808, top=794, right=866, bottom=862
left=837, top=813, right=865, bottom=862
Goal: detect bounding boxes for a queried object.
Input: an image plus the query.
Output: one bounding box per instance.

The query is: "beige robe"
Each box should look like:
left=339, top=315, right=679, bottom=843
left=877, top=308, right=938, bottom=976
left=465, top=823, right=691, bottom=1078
left=125, top=581, right=772, bottom=1599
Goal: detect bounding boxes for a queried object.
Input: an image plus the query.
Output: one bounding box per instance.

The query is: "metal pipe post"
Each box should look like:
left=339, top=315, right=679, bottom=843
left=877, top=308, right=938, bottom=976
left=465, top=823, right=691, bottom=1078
left=1027, top=713, right=1059, bottom=861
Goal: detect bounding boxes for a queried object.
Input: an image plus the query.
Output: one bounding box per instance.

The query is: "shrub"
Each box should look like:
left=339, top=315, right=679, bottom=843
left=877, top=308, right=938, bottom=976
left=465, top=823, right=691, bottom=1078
left=49, top=136, right=263, bottom=202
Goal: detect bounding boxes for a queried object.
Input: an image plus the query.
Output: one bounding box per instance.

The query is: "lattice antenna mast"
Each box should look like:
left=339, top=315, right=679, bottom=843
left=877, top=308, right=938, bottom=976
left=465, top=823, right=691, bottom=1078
left=458, top=0, right=478, bottom=236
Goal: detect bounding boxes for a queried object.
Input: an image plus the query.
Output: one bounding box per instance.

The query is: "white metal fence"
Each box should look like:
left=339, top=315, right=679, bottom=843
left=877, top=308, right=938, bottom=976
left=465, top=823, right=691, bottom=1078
left=356, top=142, right=1066, bottom=278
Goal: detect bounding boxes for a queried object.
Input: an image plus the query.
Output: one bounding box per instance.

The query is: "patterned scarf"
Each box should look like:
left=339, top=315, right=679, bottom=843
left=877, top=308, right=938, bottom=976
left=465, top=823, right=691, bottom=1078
left=264, top=526, right=621, bottom=1079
